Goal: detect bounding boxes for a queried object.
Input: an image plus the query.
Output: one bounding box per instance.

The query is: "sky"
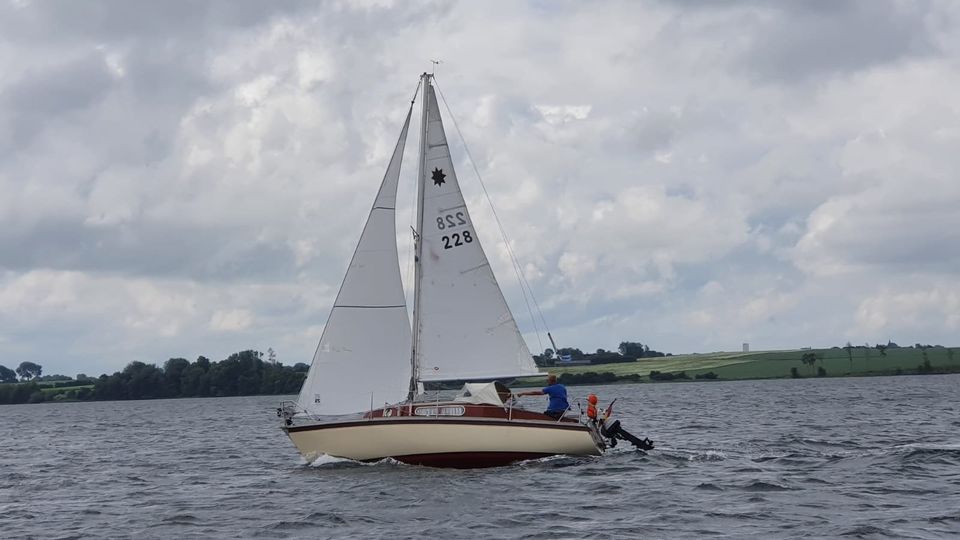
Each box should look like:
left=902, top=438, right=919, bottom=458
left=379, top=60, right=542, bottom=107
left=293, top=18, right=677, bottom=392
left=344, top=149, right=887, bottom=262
left=1, top=0, right=959, bottom=377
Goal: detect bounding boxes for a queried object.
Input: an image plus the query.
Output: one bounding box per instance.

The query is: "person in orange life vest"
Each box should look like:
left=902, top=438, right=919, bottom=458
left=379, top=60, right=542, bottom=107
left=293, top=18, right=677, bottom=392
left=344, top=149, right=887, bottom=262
left=586, top=393, right=600, bottom=424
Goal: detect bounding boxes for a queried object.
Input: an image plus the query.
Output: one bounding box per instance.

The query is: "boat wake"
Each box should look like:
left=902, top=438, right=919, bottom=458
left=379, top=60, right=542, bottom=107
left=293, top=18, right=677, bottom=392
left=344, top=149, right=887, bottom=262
left=518, top=453, right=601, bottom=469
left=305, top=454, right=417, bottom=469
left=647, top=447, right=728, bottom=462
left=306, top=454, right=358, bottom=468
left=305, top=454, right=399, bottom=468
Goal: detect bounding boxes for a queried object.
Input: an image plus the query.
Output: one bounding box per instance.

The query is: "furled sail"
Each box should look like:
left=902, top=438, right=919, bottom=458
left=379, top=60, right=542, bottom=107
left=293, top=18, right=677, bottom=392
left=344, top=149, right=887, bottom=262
left=413, top=82, right=539, bottom=382
left=296, top=107, right=414, bottom=415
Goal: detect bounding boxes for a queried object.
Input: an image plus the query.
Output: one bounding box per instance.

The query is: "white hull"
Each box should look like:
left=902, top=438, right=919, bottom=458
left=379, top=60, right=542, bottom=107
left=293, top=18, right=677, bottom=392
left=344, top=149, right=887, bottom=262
left=284, top=416, right=603, bottom=468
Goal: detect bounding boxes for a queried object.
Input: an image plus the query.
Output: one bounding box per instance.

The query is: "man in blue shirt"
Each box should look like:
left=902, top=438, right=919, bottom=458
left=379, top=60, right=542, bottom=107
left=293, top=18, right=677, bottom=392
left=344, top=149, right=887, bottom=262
left=516, top=374, right=569, bottom=419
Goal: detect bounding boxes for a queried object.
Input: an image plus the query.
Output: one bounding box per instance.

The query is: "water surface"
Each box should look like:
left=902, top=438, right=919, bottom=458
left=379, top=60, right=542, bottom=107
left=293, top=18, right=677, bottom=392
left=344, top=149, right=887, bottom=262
left=3, top=375, right=959, bottom=539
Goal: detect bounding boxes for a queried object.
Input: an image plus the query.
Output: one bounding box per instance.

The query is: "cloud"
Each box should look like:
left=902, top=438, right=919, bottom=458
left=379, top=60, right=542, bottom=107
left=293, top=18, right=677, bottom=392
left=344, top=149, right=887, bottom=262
left=1, top=0, right=959, bottom=375
left=210, top=309, right=254, bottom=332
left=855, top=284, right=960, bottom=336
left=738, top=1, right=939, bottom=83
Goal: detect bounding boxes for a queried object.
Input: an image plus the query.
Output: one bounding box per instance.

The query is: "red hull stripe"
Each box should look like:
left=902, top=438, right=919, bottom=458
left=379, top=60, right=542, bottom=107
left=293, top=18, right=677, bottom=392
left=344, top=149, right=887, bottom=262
left=382, top=451, right=555, bottom=468
left=285, top=417, right=590, bottom=434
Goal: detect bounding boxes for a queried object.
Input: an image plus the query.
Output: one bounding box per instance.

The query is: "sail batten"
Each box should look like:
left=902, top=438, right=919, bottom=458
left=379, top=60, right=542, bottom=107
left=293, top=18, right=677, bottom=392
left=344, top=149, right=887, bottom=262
left=296, top=106, right=414, bottom=416
left=418, top=372, right=544, bottom=383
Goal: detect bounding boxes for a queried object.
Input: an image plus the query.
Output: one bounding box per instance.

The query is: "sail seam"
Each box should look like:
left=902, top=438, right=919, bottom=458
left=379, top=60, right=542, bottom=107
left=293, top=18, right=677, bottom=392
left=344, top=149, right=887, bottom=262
left=372, top=206, right=395, bottom=210
left=418, top=372, right=544, bottom=382
left=334, top=304, right=407, bottom=309
left=425, top=189, right=462, bottom=200
left=460, top=262, right=490, bottom=274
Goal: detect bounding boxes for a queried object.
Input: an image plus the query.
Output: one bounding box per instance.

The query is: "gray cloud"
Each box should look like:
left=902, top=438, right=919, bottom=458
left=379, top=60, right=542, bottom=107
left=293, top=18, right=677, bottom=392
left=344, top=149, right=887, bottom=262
left=0, top=1, right=305, bottom=42
left=650, top=0, right=939, bottom=83
left=0, top=218, right=305, bottom=281
left=0, top=0, right=958, bottom=375
left=740, top=1, right=938, bottom=82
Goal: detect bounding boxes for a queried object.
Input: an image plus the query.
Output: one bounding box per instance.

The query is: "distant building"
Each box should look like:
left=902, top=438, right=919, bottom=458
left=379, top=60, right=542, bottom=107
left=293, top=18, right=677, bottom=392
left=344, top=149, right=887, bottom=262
left=742, top=343, right=750, bottom=352
left=557, top=354, right=590, bottom=366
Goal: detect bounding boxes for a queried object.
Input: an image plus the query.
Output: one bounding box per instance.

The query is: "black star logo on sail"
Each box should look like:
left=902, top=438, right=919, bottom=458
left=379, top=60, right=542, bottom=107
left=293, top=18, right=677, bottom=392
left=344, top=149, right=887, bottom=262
left=431, top=167, right=446, bottom=187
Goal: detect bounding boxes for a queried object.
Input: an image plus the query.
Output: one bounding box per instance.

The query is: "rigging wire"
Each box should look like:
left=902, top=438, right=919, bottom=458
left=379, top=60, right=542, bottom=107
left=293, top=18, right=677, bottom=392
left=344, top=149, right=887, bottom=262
left=402, top=79, right=423, bottom=310
left=432, top=76, right=551, bottom=354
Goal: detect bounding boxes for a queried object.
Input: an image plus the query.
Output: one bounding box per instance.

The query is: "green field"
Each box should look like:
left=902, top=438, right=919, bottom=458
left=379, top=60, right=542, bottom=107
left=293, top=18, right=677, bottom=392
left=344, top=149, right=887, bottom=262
left=39, top=384, right=93, bottom=396
left=544, top=346, right=960, bottom=381
left=550, top=351, right=765, bottom=377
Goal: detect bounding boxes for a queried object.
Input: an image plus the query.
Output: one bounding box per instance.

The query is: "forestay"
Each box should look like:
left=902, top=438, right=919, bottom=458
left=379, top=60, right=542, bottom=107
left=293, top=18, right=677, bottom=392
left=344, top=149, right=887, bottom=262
left=414, top=83, right=539, bottom=382
left=296, top=107, right=414, bottom=416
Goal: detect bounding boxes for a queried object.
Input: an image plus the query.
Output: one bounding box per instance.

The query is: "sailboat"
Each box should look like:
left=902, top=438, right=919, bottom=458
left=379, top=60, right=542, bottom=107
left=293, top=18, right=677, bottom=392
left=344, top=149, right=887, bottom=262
left=279, top=73, right=605, bottom=468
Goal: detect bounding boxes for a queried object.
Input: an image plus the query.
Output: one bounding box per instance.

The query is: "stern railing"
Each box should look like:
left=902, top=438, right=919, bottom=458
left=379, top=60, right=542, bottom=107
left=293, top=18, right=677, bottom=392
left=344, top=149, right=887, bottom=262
left=277, top=400, right=299, bottom=426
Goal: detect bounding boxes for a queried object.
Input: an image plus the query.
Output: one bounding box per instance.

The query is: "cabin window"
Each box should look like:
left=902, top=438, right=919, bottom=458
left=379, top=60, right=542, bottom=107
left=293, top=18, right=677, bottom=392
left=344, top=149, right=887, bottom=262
left=414, top=406, right=465, bottom=417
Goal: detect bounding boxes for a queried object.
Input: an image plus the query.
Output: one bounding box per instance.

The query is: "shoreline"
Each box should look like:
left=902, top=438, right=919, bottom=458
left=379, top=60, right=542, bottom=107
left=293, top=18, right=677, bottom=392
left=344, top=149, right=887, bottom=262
left=5, top=346, right=957, bottom=405
left=6, top=366, right=959, bottom=406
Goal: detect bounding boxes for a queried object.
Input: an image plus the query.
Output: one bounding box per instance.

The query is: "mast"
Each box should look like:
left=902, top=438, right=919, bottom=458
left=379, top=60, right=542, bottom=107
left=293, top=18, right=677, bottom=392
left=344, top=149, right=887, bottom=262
left=408, top=72, right=431, bottom=400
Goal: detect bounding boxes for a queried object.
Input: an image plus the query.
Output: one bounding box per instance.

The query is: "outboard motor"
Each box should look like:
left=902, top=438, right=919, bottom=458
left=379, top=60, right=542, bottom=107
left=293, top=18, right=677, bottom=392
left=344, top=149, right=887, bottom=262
left=601, top=419, right=654, bottom=451
left=586, top=394, right=654, bottom=451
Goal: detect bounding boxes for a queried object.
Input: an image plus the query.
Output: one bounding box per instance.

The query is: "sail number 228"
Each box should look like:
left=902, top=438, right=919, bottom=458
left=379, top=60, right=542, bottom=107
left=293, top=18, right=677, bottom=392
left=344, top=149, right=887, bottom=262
left=436, top=212, right=467, bottom=230
left=442, top=231, right=473, bottom=249
left=437, top=211, right=473, bottom=250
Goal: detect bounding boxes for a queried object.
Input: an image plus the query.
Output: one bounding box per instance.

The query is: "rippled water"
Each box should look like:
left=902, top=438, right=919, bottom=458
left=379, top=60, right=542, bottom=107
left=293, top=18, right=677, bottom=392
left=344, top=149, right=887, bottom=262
left=3, top=374, right=959, bottom=539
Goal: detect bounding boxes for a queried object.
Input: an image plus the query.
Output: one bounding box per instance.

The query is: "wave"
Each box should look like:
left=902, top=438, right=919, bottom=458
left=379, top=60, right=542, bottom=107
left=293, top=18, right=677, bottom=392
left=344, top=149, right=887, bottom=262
left=306, top=454, right=357, bottom=467
left=839, top=524, right=895, bottom=537
left=782, top=434, right=860, bottom=448
left=742, top=480, right=792, bottom=492
left=161, top=514, right=200, bottom=525
left=651, top=448, right=728, bottom=463
left=304, top=454, right=406, bottom=468
left=894, top=442, right=960, bottom=452
left=892, top=443, right=960, bottom=466
left=521, top=454, right=600, bottom=470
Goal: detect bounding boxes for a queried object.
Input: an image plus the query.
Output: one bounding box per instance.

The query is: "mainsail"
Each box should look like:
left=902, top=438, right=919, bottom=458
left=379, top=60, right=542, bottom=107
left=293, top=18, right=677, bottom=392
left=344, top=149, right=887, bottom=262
left=296, top=107, right=414, bottom=416
left=413, top=80, right=539, bottom=382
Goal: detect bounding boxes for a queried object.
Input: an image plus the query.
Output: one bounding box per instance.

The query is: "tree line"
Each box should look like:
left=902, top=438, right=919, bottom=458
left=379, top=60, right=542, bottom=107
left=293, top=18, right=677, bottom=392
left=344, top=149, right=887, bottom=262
left=0, top=350, right=308, bottom=405
left=0, top=362, right=43, bottom=382
left=534, top=340, right=668, bottom=367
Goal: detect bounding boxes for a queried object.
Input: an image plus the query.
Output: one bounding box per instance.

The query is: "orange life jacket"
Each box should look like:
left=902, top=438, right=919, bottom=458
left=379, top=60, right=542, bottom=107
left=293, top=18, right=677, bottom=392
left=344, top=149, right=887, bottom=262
left=586, top=394, right=598, bottom=419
